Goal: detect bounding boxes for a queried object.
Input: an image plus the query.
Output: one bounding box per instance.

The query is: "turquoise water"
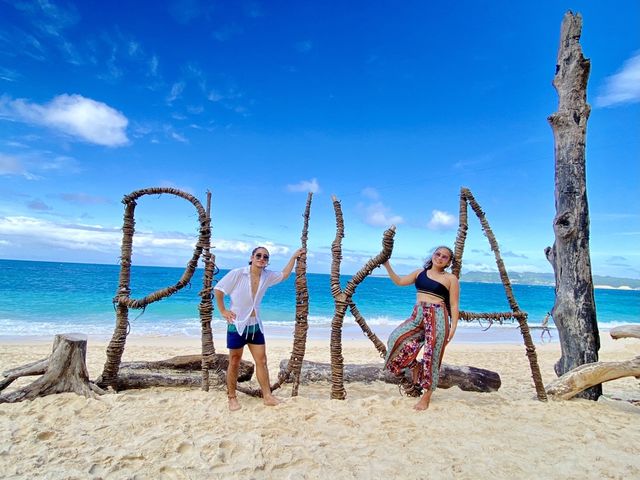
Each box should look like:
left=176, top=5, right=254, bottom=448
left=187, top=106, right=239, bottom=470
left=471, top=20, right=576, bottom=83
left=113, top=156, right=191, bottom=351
left=0, top=259, right=637, bottom=340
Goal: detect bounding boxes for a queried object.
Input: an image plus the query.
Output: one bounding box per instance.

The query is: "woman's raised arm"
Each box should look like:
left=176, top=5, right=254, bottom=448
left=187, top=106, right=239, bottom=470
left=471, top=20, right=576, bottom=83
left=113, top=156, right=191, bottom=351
left=382, top=261, right=420, bottom=287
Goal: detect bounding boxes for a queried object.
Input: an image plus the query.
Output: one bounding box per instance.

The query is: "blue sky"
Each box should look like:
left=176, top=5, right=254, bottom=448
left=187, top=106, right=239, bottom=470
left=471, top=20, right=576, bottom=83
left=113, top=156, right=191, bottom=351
left=0, top=1, right=638, bottom=279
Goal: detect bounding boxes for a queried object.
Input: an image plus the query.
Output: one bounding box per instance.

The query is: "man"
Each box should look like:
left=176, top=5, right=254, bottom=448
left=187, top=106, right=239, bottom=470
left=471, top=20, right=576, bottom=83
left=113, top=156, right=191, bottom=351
left=214, top=246, right=304, bottom=411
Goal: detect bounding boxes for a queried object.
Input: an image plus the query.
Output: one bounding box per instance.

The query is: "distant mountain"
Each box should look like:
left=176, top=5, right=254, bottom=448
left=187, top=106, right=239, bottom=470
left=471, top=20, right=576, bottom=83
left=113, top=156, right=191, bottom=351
left=460, top=271, right=640, bottom=289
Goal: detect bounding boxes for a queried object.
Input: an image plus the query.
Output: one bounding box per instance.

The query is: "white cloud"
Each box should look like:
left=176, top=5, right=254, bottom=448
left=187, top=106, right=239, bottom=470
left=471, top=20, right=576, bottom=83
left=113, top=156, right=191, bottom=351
left=506, top=264, right=550, bottom=274
left=0, top=67, right=20, bottom=82
left=361, top=187, right=379, bottom=200
left=0, top=216, right=295, bottom=266
left=286, top=178, right=320, bottom=193
left=0, top=216, right=123, bottom=253
left=149, top=55, right=159, bottom=77
left=363, top=202, right=403, bottom=227
left=596, top=51, right=640, bottom=107
left=58, top=193, right=111, bottom=205
left=357, top=189, right=402, bottom=227
left=207, top=90, right=223, bottom=102
left=244, top=2, right=263, bottom=18
left=168, top=0, right=209, bottom=24
left=214, top=24, right=243, bottom=42
left=0, top=153, right=35, bottom=178
left=295, top=41, right=313, bottom=53
left=502, top=250, right=528, bottom=259
left=0, top=94, right=129, bottom=146
left=213, top=239, right=252, bottom=253
left=128, top=41, right=140, bottom=56
left=427, top=209, right=456, bottom=230
left=170, top=131, right=188, bottom=143
left=461, top=262, right=496, bottom=273
left=167, top=82, right=185, bottom=103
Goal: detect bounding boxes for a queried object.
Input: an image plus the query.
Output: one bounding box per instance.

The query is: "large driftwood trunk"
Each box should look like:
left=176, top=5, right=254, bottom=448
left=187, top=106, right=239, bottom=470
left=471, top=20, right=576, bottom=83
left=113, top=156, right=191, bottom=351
left=545, top=12, right=600, bottom=400
left=94, top=354, right=254, bottom=391
left=546, top=357, right=640, bottom=400
left=610, top=325, right=640, bottom=340
left=546, top=324, right=640, bottom=400
left=279, top=360, right=501, bottom=393
left=0, top=334, right=104, bottom=403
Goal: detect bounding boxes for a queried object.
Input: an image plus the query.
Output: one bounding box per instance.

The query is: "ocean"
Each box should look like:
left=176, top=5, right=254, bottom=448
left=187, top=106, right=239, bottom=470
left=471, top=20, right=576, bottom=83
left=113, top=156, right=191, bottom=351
left=1, top=259, right=638, bottom=343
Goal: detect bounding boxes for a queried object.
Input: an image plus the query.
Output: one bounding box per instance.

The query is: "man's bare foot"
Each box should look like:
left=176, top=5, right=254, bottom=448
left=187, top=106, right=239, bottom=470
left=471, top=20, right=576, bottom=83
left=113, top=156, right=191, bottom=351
left=228, top=396, right=241, bottom=411
left=263, top=394, right=281, bottom=407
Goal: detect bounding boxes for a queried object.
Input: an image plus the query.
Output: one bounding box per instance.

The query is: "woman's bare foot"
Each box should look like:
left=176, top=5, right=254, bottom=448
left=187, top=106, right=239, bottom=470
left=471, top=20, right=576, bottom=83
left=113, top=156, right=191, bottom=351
left=414, top=391, right=432, bottom=411
left=228, top=396, right=241, bottom=411
left=263, top=394, right=282, bottom=407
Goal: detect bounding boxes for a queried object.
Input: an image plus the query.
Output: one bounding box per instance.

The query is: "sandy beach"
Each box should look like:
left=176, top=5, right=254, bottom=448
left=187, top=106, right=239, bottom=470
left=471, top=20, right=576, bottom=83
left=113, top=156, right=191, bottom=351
left=0, top=333, right=638, bottom=479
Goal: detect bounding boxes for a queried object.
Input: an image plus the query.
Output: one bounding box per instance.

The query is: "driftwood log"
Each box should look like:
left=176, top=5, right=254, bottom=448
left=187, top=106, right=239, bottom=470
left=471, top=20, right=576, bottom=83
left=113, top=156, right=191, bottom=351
left=0, top=357, right=49, bottom=391
left=544, top=11, right=600, bottom=400
left=94, top=354, right=254, bottom=391
left=279, top=360, right=501, bottom=393
left=545, top=325, right=640, bottom=400
left=545, top=357, right=640, bottom=400
left=610, top=325, right=640, bottom=340
left=0, top=334, right=104, bottom=403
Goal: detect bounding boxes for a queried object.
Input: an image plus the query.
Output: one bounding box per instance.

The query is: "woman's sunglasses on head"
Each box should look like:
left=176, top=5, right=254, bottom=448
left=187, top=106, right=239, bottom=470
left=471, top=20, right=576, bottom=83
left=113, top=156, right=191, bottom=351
left=255, top=253, right=269, bottom=260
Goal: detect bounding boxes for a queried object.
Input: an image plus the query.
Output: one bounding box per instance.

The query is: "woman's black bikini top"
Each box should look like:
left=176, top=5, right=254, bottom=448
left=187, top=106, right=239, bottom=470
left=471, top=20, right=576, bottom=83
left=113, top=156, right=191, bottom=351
left=415, top=268, right=450, bottom=311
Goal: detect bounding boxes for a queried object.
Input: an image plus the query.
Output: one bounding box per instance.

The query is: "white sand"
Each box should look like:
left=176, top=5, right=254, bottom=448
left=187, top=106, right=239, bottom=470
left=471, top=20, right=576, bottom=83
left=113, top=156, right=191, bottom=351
left=0, top=334, right=638, bottom=479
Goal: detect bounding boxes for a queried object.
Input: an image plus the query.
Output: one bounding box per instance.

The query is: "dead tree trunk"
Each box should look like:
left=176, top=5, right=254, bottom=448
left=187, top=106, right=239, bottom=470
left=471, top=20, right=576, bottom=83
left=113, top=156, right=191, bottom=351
left=545, top=12, right=600, bottom=400
left=0, top=334, right=104, bottom=403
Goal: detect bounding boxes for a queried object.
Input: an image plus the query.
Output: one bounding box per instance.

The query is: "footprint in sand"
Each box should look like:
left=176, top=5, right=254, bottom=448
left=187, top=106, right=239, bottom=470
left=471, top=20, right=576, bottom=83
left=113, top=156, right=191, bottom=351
left=159, top=465, right=188, bottom=479
left=36, top=431, right=54, bottom=441
left=177, top=441, right=194, bottom=454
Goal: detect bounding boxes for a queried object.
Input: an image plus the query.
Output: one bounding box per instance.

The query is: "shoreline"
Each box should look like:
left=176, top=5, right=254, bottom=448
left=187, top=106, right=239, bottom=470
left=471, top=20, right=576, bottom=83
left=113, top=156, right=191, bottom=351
left=0, top=322, right=598, bottom=346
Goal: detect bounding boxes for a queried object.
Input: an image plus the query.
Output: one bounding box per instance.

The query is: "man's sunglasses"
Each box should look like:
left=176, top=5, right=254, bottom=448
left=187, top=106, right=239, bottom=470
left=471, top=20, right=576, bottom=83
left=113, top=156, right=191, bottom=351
left=255, top=253, right=269, bottom=260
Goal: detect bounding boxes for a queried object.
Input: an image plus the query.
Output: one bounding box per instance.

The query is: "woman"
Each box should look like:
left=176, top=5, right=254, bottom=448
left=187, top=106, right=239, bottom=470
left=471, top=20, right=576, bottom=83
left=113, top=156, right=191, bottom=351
left=214, top=246, right=304, bottom=411
left=382, top=246, right=460, bottom=410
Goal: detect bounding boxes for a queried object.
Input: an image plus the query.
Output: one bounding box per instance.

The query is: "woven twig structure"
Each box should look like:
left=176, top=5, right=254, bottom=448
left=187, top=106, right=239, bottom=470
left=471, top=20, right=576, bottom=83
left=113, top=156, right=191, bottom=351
left=199, top=192, right=217, bottom=391
left=99, top=187, right=214, bottom=390
left=271, top=192, right=313, bottom=396
left=329, top=195, right=397, bottom=400
left=453, top=187, right=547, bottom=401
